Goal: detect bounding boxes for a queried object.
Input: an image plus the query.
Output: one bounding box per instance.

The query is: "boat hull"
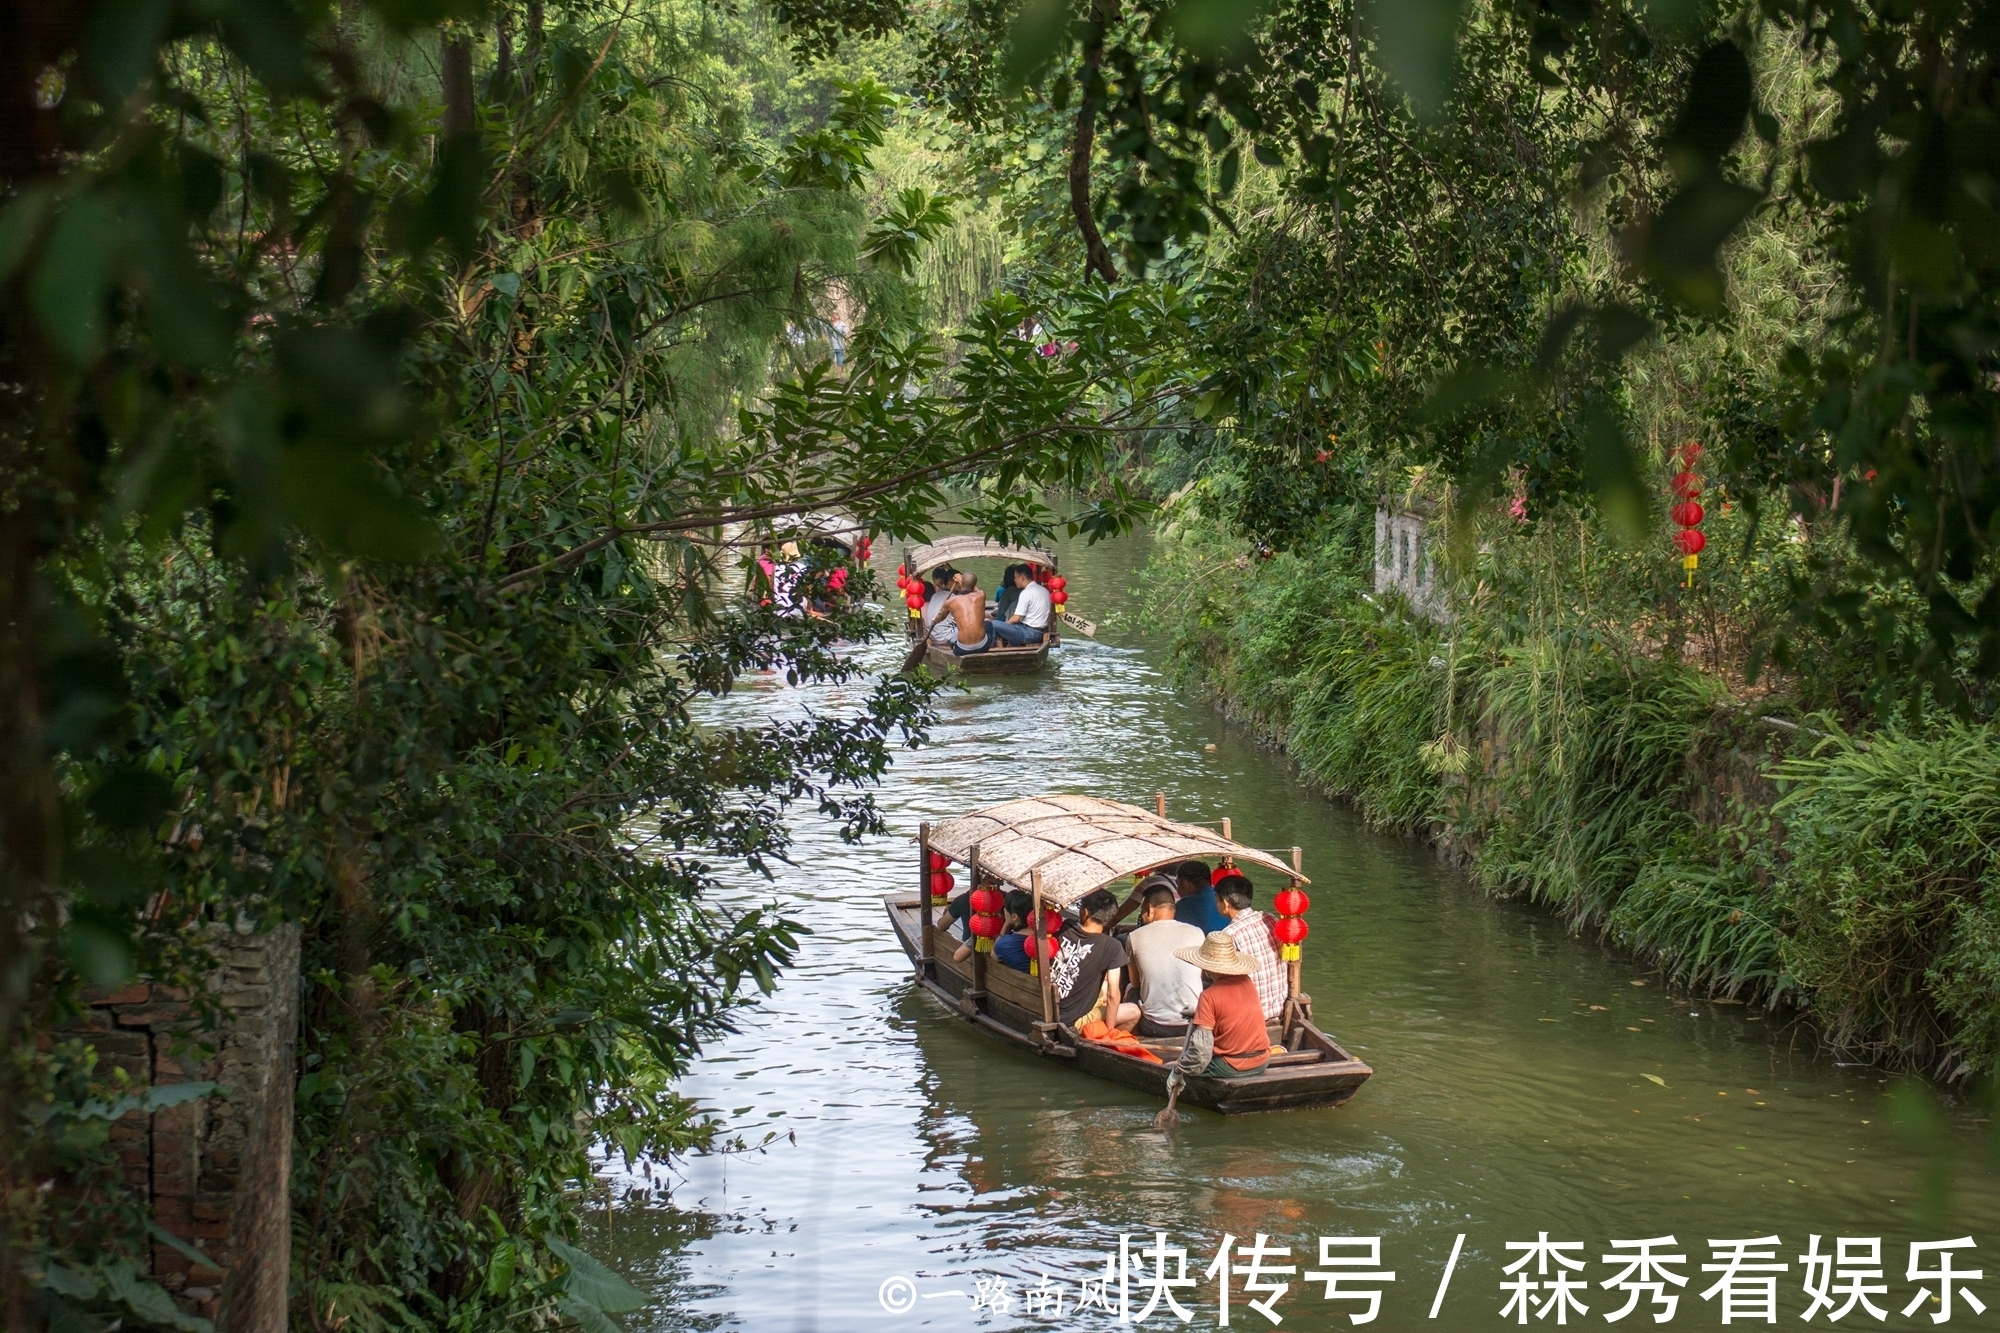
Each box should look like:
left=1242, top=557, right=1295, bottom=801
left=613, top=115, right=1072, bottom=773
left=884, top=895, right=1371, bottom=1113
left=912, top=635, right=1055, bottom=675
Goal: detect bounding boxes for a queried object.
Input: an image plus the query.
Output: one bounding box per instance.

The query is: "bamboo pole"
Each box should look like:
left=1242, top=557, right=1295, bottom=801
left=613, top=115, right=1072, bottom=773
left=968, top=843, right=987, bottom=1006
left=1154, top=792, right=1166, bottom=818
left=918, top=821, right=934, bottom=977
left=1287, top=845, right=1304, bottom=1004
left=1221, top=816, right=1234, bottom=872
left=1032, top=870, right=1056, bottom=1027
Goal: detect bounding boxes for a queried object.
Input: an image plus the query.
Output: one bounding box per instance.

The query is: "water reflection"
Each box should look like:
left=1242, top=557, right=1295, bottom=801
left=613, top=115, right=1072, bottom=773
left=599, top=531, right=1998, bottom=1332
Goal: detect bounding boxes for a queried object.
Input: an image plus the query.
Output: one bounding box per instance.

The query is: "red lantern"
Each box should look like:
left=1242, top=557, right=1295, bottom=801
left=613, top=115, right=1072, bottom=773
left=1272, top=916, right=1310, bottom=947
left=1051, top=590, right=1068, bottom=607
left=1048, top=575, right=1066, bottom=592
left=929, top=869, right=955, bottom=903
left=1272, top=887, right=1310, bottom=918
left=1671, top=471, right=1702, bottom=500
left=1670, top=500, right=1705, bottom=529
left=970, top=912, right=1005, bottom=951
left=969, top=886, right=1005, bottom=916
left=1675, top=528, right=1707, bottom=556
left=929, top=851, right=949, bottom=870
left=1025, top=931, right=1060, bottom=974
left=905, top=591, right=925, bottom=611
left=1040, top=909, right=1063, bottom=936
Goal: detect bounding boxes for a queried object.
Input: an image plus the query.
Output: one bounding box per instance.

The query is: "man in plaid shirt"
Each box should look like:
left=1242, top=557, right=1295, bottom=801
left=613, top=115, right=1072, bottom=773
left=1216, top=874, right=1287, bottom=1020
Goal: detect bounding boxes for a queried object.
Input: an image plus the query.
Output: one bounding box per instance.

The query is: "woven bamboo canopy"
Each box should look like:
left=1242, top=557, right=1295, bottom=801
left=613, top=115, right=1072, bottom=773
left=924, top=794, right=1305, bottom=908
left=905, top=534, right=1057, bottom=574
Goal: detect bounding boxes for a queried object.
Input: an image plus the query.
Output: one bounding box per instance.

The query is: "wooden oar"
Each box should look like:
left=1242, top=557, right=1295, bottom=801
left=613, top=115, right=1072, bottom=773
left=898, top=634, right=928, bottom=675
left=1155, top=1070, right=1186, bottom=1131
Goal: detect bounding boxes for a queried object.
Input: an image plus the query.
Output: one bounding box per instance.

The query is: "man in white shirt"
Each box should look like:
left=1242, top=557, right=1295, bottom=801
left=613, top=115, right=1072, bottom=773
left=988, top=567, right=1052, bottom=646
left=1122, top=879, right=1205, bottom=1037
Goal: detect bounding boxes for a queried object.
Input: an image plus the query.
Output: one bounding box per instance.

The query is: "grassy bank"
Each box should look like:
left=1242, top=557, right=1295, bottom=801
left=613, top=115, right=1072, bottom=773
left=1150, top=512, right=2000, bottom=1083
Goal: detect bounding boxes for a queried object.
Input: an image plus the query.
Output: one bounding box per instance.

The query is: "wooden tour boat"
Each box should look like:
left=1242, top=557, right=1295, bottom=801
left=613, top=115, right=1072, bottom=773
left=900, top=536, right=1095, bottom=676
left=885, top=793, right=1372, bottom=1114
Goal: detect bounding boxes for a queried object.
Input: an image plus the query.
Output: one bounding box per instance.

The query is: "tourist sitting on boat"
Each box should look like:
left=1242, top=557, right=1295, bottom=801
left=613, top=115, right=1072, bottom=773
left=1217, top=873, right=1288, bottom=1020
left=991, top=889, right=1036, bottom=972
left=946, top=572, right=992, bottom=656
left=1172, top=859, right=1230, bottom=935
left=1167, top=932, right=1274, bottom=1082
left=1123, top=879, right=1205, bottom=1038
left=993, top=563, right=1028, bottom=623
left=949, top=883, right=1034, bottom=967
left=987, top=566, right=1052, bottom=647
left=1052, top=889, right=1139, bottom=1029
left=922, top=567, right=960, bottom=644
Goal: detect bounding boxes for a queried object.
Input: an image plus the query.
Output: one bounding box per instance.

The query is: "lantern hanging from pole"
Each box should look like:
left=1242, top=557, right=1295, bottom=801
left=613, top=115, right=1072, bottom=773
left=928, top=852, right=953, bottom=906
left=1026, top=931, right=1060, bottom=976
left=1669, top=442, right=1707, bottom=588
left=969, top=884, right=1006, bottom=952
left=1272, top=885, right=1310, bottom=961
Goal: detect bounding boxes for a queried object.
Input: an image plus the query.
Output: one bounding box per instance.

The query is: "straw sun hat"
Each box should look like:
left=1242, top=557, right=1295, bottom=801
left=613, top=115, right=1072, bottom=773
left=1175, top=931, right=1256, bottom=975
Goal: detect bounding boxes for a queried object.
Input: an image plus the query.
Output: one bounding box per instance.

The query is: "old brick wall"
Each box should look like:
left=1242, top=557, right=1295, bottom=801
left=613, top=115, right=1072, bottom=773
left=61, top=922, right=301, bottom=1332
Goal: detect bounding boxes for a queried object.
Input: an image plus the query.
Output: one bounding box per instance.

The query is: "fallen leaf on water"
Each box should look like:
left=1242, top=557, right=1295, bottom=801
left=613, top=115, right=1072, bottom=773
left=1589, top=1004, right=1608, bottom=1011
left=1642, top=1074, right=1667, bottom=1087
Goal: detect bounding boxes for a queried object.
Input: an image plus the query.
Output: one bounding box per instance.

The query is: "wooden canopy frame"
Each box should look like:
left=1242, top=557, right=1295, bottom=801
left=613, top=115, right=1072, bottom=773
left=905, top=535, right=1058, bottom=576
left=921, top=794, right=1306, bottom=908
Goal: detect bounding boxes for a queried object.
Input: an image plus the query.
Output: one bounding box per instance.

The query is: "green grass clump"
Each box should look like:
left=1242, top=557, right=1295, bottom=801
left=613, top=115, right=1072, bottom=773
left=1771, top=721, right=2000, bottom=1079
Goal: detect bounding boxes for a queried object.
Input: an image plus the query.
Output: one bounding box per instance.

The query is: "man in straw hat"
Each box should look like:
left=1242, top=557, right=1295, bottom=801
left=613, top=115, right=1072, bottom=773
left=1166, top=932, right=1273, bottom=1090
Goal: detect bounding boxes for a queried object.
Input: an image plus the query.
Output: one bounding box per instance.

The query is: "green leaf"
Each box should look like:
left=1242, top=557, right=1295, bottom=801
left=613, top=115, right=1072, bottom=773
left=61, top=914, right=135, bottom=987
left=277, top=443, right=441, bottom=564
left=1002, top=0, right=1071, bottom=90
left=1363, top=0, right=1465, bottom=120
left=211, top=0, right=315, bottom=95
left=546, top=1236, right=651, bottom=1314
left=0, top=183, right=56, bottom=282
left=1578, top=400, right=1650, bottom=544
left=557, top=1295, right=625, bottom=1333
left=84, top=0, right=172, bottom=100
left=148, top=1221, right=221, bottom=1273
left=45, top=1297, right=107, bottom=1333
left=485, top=1240, right=517, bottom=1297
left=86, top=765, right=176, bottom=832
left=1418, top=361, right=1512, bottom=424
left=1167, top=0, right=1271, bottom=59
left=31, top=195, right=122, bottom=363
left=103, top=1259, right=214, bottom=1333
left=36, top=1265, right=100, bottom=1300
left=1665, top=42, right=1752, bottom=178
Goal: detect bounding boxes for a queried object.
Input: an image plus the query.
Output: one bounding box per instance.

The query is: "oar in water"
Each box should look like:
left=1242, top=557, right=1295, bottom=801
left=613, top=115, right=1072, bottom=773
left=1155, top=1069, right=1187, bottom=1131
left=898, top=634, right=928, bottom=675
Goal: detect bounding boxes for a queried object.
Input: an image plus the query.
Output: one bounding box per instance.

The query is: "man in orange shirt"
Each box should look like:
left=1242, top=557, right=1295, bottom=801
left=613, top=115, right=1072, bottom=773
left=1166, top=933, right=1273, bottom=1091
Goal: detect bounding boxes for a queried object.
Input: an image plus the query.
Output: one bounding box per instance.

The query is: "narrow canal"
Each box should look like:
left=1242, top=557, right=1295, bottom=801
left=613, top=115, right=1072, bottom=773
left=601, top=532, right=1999, bottom=1331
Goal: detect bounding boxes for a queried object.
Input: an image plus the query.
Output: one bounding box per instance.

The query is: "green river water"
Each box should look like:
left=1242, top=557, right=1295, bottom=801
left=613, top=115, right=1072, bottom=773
left=597, top=532, right=1999, bottom=1332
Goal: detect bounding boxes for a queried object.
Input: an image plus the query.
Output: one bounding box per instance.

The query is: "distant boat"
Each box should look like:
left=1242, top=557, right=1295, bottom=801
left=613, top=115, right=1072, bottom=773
left=885, top=794, right=1372, bottom=1114
left=899, top=535, right=1077, bottom=675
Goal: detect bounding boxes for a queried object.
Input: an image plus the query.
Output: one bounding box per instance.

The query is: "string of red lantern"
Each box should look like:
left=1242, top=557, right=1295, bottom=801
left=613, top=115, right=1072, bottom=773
left=1026, top=908, right=1063, bottom=976
left=1272, top=885, right=1310, bottom=962
left=968, top=884, right=1005, bottom=953
left=1670, top=442, right=1705, bottom=589
left=927, top=851, right=953, bottom=907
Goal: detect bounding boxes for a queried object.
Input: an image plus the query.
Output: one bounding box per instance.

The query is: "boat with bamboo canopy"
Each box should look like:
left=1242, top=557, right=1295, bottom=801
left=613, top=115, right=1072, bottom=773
left=884, top=794, right=1372, bottom=1114
left=893, top=535, right=1092, bottom=675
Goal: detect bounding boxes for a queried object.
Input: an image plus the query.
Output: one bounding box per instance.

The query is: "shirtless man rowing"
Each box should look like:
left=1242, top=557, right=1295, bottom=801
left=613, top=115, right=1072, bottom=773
left=945, top=572, right=990, bottom=655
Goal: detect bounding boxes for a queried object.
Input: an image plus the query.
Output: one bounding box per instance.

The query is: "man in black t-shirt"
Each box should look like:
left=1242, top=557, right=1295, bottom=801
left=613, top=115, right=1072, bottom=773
left=1048, top=889, right=1140, bottom=1029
